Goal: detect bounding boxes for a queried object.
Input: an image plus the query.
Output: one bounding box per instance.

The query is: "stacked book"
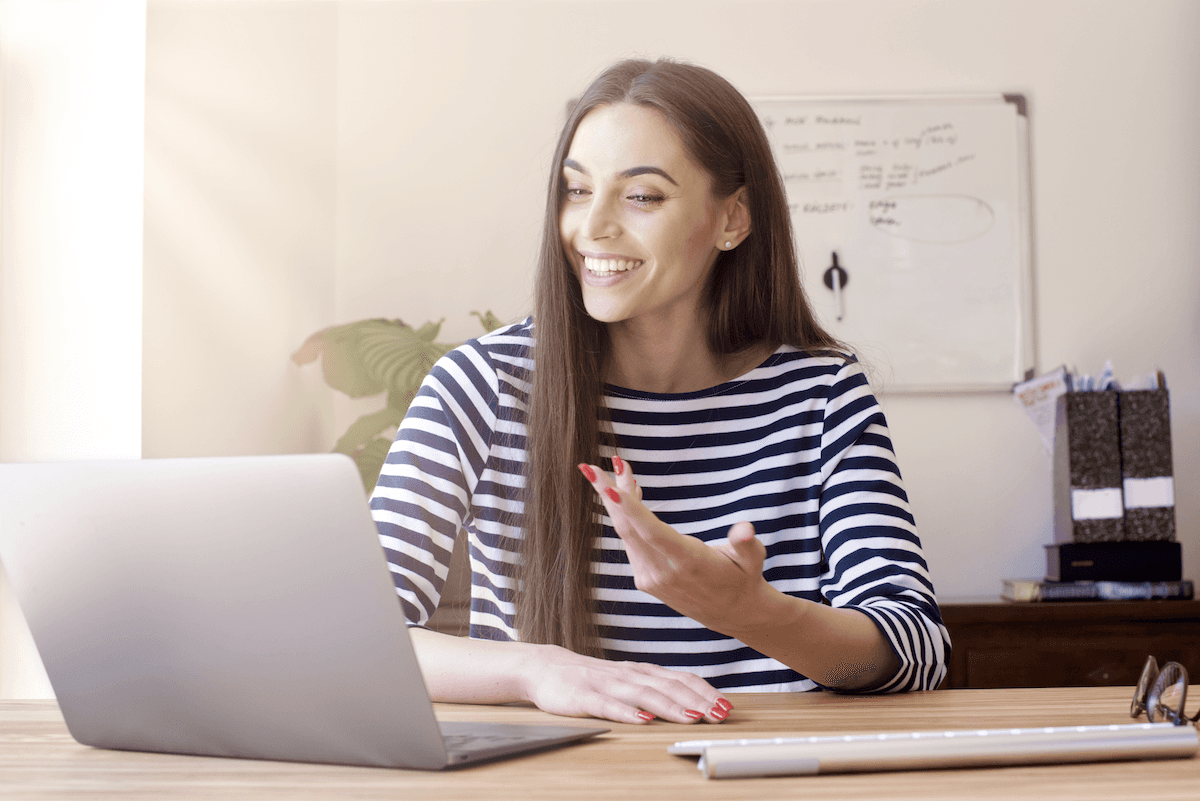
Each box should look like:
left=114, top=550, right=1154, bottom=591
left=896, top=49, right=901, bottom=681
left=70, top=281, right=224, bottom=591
left=1004, top=382, right=1189, bottom=602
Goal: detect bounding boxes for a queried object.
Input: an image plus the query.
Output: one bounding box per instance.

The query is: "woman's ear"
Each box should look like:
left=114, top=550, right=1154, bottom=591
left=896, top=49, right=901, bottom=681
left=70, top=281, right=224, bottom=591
left=717, top=187, right=751, bottom=250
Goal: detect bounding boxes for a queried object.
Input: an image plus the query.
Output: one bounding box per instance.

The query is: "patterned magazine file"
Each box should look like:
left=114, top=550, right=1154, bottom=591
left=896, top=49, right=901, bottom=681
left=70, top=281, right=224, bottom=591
left=1118, top=389, right=1176, bottom=541
left=1053, top=392, right=1124, bottom=543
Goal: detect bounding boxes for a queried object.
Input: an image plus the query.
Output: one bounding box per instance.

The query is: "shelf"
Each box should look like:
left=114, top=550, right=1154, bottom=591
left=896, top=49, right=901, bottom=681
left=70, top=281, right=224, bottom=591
left=939, top=596, right=1200, bottom=689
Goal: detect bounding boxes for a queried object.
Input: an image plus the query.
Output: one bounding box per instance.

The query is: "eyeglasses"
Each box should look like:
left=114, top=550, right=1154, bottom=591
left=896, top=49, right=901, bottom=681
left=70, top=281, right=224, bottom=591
left=1131, top=656, right=1200, bottom=726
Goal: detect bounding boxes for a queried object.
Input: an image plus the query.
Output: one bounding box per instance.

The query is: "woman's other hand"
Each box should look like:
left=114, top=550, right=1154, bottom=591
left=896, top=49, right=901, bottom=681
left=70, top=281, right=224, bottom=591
left=522, top=643, right=733, bottom=725
left=410, top=628, right=731, bottom=725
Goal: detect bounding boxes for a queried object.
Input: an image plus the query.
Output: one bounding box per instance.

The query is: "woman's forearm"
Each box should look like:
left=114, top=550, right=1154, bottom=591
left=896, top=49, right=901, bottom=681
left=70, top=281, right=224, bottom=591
left=720, top=585, right=900, bottom=691
left=409, top=627, right=538, bottom=704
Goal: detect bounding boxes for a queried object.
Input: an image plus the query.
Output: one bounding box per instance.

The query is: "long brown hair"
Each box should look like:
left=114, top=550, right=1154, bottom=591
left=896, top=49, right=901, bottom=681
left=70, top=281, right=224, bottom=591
left=520, top=58, right=840, bottom=656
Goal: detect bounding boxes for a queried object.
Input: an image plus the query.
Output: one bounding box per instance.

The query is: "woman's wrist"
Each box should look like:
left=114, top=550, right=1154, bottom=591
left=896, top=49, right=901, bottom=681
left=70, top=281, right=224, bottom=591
left=513, top=641, right=560, bottom=704
left=716, top=586, right=898, bottom=691
left=411, top=628, right=552, bottom=705
left=717, top=579, right=809, bottom=646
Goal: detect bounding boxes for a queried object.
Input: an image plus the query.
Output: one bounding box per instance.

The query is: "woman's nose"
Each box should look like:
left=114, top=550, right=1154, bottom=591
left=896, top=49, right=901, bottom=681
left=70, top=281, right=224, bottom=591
left=581, top=194, right=621, bottom=240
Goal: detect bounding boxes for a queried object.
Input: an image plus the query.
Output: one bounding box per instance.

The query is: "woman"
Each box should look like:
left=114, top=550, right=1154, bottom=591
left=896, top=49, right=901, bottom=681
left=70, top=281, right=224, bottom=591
left=371, top=58, right=949, bottom=726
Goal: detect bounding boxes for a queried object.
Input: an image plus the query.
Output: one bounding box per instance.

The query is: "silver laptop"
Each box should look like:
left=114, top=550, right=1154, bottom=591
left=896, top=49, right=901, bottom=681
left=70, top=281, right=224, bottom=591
left=0, top=454, right=606, bottom=769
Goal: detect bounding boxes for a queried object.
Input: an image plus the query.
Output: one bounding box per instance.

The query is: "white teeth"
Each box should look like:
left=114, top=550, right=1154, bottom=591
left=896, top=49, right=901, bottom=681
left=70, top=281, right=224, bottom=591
left=584, top=257, right=642, bottom=275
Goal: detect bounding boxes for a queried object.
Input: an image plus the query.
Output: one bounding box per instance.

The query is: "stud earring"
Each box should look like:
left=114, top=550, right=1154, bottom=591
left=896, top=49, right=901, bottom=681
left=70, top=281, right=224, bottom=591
left=724, top=241, right=733, bottom=249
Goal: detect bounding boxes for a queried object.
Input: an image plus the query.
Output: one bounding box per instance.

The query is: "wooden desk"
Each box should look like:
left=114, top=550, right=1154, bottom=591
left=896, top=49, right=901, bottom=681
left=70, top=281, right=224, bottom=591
left=941, top=596, right=1200, bottom=689
left=1, top=686, right=1196, bottom=800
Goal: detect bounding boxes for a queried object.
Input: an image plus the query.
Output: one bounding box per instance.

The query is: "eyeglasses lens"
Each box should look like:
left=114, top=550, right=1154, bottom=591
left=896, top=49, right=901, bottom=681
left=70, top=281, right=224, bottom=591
left=1132, top=655, right=1158, bottom=717
left=1148, top=662, right=1189, bottom=724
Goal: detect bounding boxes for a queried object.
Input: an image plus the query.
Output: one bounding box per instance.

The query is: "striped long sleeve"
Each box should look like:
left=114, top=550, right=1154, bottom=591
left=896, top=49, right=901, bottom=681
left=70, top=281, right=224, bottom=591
left=371, top=319, right=950, bottom=691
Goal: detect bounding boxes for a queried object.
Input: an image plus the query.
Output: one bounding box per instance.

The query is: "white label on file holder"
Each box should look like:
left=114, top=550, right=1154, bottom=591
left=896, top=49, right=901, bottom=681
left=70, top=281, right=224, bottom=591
left=1071, top=488, right=1124, bottom=520
left=1123, top=477, right=1175, bottom=509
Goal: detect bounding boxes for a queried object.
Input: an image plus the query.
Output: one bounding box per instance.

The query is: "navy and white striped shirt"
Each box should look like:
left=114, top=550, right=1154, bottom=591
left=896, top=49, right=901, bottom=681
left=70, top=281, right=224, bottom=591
left=371, top=319, right=949, bottom=692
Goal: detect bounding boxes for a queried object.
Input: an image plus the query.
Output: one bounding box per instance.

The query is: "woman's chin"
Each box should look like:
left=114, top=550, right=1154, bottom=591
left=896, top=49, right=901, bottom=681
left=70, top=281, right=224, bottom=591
left=580, top=290, right=634, bottom=324
left=582, top=304, right=627, bottom=325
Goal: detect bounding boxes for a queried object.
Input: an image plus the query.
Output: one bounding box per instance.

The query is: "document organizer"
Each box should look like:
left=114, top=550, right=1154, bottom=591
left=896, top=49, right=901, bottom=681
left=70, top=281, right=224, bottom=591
left=1053, top=389, right=1176, bottom=544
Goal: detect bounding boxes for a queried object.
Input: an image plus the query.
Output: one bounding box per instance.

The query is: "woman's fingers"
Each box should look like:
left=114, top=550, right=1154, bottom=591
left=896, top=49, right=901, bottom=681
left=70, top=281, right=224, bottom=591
left=578, top=463, right=661, bottom=548
left=719, top=521, right=766, bottom=573
left=611, top=454, right=642, bottom=500
left=611, top=454, right=633, bottom=492
left=574, top=686, right=727, bottom=726
left=622, top=661, right=735, bottom=724
left=525, top=646, right=732, bottom=725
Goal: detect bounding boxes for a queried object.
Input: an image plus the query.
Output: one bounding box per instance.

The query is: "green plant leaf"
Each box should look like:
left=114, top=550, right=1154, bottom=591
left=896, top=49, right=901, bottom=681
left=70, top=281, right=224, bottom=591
left=356, top=319, right=456, bottom=400
left=333, top=406, right=407, bottom=455
left=351, top=436, right=394, bottom=492
left=385, top=384, right=423, bottom=420
left=412, top=319, right=444, bottom=341
left=471, top=310, right=504, bottom=333
left=291, top=319, right=406, bottom=398
left=291, top=318, right=459, bottom=400
left=295, top=312, right=503, bottom=491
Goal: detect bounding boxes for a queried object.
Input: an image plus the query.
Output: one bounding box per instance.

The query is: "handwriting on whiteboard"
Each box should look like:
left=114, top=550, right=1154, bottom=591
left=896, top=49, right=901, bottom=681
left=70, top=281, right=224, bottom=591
left=762, top=114, right=984, bottom=198
left=867, top=195, right=995, bottom=243
left=750, top=96, right=1030, bottom=390
left=761, top=110, right=998, bottom=242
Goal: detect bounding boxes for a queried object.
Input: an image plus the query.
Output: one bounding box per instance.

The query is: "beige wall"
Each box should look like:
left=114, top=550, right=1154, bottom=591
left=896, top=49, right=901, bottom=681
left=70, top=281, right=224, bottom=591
left=144, top=1, right=339, bottom=459
left=144, top=0, right=1200, bottom=601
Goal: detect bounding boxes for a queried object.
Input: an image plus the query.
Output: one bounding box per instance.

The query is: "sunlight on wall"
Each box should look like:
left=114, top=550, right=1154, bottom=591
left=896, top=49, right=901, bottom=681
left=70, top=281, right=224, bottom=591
left=0, top=0, right=146, bottom=698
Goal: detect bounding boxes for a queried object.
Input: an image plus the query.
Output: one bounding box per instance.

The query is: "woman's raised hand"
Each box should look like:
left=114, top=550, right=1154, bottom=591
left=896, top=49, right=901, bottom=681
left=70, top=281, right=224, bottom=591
left=578, top=458, right=773, bottom=637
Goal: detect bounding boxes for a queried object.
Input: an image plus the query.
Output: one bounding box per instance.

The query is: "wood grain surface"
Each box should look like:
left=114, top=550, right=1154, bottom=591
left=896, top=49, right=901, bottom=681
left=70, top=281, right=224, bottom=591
left=1, top=686, right=1195, bottom=800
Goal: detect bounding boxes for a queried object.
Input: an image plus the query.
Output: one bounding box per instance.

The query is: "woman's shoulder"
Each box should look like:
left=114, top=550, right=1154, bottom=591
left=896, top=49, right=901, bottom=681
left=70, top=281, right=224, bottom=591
left=758, top=345, right=878, bottom=406
left=766, top=344, right=864, bottom=379
left=440, top=317, right=532, bottom=358
left=476, top=316, right=535, bottom=344
left=439, top=316, right=535, bottom=386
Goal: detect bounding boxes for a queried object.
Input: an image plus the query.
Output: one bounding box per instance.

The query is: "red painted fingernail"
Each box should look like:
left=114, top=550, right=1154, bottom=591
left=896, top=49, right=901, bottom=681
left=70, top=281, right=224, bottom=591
left=709, top=706, right=728, bottom=721
left=613, top=455, right=624, bottom=476
left=636, top=711, right=655, bottom=722
left=684, top=709, right=704, bottom=720
left=716, top=697, right=733, bottom=712
left=578, top=464, right=596, bottom=482
left=605, top=487, right=621, bottom=504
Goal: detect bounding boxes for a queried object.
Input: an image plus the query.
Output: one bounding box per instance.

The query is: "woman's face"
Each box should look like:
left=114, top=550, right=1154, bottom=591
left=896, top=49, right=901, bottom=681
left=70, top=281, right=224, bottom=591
left=559, top=103, right=731, bottom=329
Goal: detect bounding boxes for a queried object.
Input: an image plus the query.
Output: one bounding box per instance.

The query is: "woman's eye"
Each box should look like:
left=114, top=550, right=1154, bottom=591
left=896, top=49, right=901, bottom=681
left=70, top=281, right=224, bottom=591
left=564, top=186, right=591, bottom=202
left=628, top=193, right=666, bottom=207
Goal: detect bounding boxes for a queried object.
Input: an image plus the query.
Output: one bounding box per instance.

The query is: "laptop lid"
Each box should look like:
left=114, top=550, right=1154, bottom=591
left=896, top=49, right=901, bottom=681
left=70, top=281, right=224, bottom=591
left=0, top=454, right=601, bottom=769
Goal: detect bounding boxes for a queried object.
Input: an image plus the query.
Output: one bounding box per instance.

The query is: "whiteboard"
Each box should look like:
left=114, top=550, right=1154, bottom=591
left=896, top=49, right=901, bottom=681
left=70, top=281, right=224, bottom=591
left=753, top=95, right=1033, bottom=392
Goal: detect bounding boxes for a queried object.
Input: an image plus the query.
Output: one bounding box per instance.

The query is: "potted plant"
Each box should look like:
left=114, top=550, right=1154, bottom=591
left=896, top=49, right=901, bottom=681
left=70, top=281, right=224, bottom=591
left=292, top=311, right=503, bottom=490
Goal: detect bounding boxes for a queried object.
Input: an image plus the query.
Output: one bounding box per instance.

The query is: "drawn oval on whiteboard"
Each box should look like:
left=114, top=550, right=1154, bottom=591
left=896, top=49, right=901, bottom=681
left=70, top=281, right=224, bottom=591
left=868, top=195, right=995, bottom=243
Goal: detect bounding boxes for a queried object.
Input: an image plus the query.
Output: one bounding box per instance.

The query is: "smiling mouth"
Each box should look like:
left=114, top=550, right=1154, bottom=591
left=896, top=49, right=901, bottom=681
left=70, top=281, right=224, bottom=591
left=583, top=256, right=644, bottom=276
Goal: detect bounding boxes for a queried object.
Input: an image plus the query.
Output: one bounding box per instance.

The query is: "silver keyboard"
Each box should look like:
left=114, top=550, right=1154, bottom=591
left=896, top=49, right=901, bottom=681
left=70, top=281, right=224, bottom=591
left=669, top=722, right=1174, bottom=755
left=670, top=722, right=1200, bottom=778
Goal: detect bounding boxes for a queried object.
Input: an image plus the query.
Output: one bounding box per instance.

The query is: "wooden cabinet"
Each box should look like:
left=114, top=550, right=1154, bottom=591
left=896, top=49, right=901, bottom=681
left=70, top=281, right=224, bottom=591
left=939, top=596, right=1200, bottom=689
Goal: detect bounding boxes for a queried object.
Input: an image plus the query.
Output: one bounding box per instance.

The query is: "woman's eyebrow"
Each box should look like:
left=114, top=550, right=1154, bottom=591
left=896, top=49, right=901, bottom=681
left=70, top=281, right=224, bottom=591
left=562, top=158, right=678, bottom=186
